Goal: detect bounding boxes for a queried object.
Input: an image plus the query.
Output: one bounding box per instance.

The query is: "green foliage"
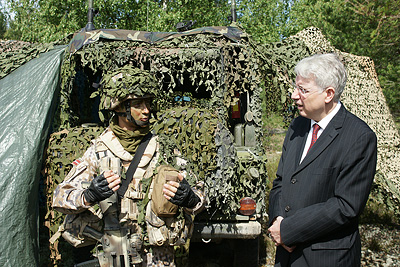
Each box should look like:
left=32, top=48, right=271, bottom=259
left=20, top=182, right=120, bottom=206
left=5, top=0, right=86, bottom=42
left=379, top=63, right=400, bottom=116
left=44, top=126, right=105, bottom=265
left=287, top=0, right=400, bottom=115
left=236, top=0, right=290, bottom=43
left=361, top=172, right=400, bottom=225
left=4, top=0, right=230, bottom=43
left=0, top=40, right=55, bottom=79
left=0, top=10, right=6, bottom=38
left=255, top=36, right=311, bottom=123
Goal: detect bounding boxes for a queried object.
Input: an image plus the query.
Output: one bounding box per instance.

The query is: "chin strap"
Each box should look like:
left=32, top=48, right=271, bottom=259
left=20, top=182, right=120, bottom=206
left=125, top=101, right=134, bottom=123
left=113, top=101, right=149, bottom=128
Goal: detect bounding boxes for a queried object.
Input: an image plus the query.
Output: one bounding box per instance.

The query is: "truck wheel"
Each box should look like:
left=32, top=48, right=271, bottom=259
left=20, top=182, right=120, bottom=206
left=233, top=237, right=259, bottom=267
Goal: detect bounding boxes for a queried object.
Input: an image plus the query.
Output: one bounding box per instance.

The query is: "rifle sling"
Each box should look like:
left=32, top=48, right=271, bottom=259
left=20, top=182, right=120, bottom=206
left=117, top=132, right=153, bottom=199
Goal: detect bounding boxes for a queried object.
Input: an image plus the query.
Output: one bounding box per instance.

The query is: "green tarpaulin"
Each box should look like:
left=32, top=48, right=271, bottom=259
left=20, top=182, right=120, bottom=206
left=0, top=45, right=66, bottom=266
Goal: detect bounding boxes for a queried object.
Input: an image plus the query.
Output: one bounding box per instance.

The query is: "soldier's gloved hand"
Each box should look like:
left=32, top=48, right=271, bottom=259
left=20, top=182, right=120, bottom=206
left=169, top=178, right=201, bottom=208
left=83, top=172, right=115, bottom=203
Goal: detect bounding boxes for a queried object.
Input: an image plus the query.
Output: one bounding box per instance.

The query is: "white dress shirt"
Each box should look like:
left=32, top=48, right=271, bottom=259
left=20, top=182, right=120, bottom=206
left=300, top=101, right=342, bottom=164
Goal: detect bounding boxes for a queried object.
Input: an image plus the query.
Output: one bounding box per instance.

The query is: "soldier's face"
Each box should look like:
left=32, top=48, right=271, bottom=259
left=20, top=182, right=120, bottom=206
left=129, top=98, right=152, bottom=127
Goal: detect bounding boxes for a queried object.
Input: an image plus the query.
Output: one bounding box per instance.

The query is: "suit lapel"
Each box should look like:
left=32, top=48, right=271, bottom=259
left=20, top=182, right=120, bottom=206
left=294, top=105, right=347, bottom=175
left=295, top=123, right=309, bottom=167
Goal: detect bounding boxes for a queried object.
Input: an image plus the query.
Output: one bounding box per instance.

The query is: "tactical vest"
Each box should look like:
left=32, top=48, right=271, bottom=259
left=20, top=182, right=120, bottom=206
left=93, top=138, right=193, bottom=266
left=51, top=133, right=193, bottom=266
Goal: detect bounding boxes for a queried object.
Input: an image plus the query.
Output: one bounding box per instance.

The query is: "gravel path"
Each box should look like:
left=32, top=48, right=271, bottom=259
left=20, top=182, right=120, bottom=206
left=360, top=224, right=400, bottom=267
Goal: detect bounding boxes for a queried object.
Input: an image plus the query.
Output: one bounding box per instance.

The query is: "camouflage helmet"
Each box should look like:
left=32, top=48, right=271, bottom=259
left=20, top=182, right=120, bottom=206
left=95, top=65, right=159, bottom=111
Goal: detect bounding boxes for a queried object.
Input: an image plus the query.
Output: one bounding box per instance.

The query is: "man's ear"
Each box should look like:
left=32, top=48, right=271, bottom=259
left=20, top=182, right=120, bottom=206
left=114, top=102, right=126, bottom=113
left=325, top=87, right=336, bottom=103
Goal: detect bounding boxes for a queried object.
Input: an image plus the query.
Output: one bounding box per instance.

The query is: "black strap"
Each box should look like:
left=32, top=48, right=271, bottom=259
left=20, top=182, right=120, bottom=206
left=117, top=132, right=153, bottom=199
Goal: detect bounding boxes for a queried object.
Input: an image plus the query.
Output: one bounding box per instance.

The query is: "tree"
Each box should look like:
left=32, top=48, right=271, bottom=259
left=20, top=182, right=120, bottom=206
left=4, top=0, right=230, bottom=43
left=4, top=0, right=398, bottom=115
left=0, top=9, right=7, bottom=39
left=236, top=0, right=291, bottom=44
left=287, top=0, right=400, bottom=115
left=345, top=0, right=400, bottom=115
left=3, top=0, right=289, bottom=44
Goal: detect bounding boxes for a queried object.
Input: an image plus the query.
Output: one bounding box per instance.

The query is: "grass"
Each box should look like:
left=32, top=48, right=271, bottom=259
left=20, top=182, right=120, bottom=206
left=262, top=112, right=286, bottom=180
left=394, top=114, right=400, bottom=131
left=260, top=112, right=286, bottom=266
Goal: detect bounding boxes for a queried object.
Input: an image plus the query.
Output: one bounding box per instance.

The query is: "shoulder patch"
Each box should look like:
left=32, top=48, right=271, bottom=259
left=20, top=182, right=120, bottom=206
left=65, top=159, right=88, bottom=182
left=72, top=159, right=81, bottom=166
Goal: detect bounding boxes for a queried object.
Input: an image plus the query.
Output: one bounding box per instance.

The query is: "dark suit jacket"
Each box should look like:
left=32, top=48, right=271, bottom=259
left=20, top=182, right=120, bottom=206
left=268, top=105, right=377, bottom=267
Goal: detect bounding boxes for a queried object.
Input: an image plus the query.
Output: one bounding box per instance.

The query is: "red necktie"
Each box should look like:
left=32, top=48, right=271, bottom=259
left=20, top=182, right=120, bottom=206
left=308, top=124, right=320, bottom=152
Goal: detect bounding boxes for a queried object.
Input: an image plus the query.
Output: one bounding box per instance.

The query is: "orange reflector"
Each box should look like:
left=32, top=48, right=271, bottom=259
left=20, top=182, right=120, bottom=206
left=239, top=197, right=256, bottom=216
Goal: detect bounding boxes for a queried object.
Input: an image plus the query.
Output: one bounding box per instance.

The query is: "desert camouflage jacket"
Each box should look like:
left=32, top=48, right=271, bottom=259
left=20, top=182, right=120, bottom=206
left=52, top=127, right=205, bottom=218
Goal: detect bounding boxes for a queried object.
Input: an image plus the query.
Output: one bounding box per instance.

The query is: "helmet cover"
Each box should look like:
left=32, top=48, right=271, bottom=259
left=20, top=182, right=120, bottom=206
left=92, top=65, right=159, bottom=111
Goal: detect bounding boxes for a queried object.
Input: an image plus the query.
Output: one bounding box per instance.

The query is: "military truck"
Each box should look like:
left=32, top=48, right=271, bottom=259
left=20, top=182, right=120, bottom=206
left=40, top=21, right=269, bottom=266
left=2, top=2, right=400, bottom=265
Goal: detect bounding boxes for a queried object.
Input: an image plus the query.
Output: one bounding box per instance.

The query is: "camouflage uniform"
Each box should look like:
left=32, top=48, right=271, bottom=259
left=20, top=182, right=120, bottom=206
left=53, top=127, right=205, bottom=266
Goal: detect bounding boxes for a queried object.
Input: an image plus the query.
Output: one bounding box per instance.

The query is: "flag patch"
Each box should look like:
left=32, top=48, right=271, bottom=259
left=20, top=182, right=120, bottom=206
left=72, top=159, right=81, bottom=166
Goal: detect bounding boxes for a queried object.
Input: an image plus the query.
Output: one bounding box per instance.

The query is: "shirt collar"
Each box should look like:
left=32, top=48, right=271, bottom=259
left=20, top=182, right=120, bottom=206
left=311, top=101, right=342, bottom=130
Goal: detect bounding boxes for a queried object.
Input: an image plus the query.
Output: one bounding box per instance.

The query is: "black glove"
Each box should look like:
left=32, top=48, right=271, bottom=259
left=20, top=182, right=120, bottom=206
left=169, top=179, right=201, bottom=208
left=83, top=173, right=114, bottom=203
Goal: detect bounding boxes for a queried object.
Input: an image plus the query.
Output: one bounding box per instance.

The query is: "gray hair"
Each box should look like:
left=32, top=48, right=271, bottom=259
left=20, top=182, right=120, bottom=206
left=294, top=53, right=347, bottom=101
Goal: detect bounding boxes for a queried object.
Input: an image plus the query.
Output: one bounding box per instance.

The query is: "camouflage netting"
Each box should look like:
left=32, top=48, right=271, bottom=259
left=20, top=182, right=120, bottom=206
left=0, top=40, right=54, bottom=79
left=2, top=24, right=398, bottom=266
left=56, top=24, right=262, bottom=131
left=0, top=35, right=70, bottom=79
left=152, top=107, right=267, bottom=215
left=252, top=27, right=400, bottom=219
left=44, top=110, right=267, bottom=265
left=43, top=25, right=268, bottom=265
left=43, top=126, right=105, bottom=263
left=53, top=25, right=266, bottom=203
left=287, top=27, right=400, bottom=217
left=254, top=36, right=312, bottom=122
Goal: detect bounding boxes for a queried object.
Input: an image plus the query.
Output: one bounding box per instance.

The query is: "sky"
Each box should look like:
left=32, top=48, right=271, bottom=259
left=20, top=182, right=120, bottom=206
left=1, top=0, right=15, bottom=22
left=0, top=0, right=14, bottom=27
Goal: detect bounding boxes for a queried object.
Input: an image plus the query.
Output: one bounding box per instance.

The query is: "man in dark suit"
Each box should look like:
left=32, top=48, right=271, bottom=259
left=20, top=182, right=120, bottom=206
left=268, top=54, right=377, bottom=267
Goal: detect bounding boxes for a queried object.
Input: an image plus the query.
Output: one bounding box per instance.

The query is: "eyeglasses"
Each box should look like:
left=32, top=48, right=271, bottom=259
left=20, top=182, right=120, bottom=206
left=292, top=82, right=324, bottom=98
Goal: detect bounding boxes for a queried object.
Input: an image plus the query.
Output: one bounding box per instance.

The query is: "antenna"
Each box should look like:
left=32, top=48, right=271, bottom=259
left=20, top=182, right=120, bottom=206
left=230, top=0, right=237, bottom=22
left=85, top=0, right=98, bottom=31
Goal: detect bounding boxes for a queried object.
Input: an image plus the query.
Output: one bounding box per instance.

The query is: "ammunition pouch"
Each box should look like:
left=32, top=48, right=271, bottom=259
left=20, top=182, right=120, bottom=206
left=146, top=200, right=193, bottom=247
left=120, top=186, right=144, bottom=223
left=96, top=192, right=145, bottom=266
left=99, top=192, right=120, bottom=231
left=96, top=228, right=143, bottom=266
left=50, top=206, right=103, bottom=248
left=151, top=165, right=179, bottom=217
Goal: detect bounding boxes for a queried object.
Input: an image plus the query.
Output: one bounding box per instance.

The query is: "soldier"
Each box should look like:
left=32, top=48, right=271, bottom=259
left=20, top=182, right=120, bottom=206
left=52, top=66, right=206, bottom=266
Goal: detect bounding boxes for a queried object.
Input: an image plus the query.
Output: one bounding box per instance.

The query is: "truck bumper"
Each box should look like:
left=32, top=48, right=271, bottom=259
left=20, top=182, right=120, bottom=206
left=192, top=220, right=261, bottom=240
